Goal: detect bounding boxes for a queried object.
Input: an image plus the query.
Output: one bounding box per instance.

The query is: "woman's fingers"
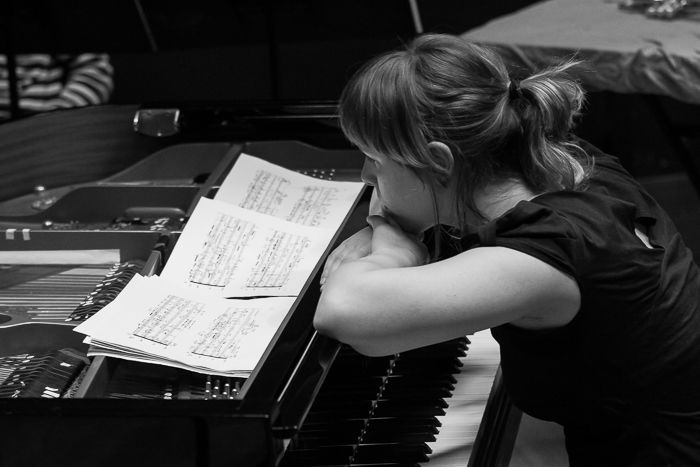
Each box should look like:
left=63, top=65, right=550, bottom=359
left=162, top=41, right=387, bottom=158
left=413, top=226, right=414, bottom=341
left=320, top=226, right=373, bottom=286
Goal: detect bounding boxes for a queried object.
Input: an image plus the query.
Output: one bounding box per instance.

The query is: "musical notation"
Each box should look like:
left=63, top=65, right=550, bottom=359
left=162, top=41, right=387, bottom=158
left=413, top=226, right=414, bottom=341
left=238, top=170, right=341, bottom=227
left=188, top=215, right=255, bottom=288
left=246, top=231, right=309, bottom=288
left=239, top=170, right=291, bottom=217
left=215, top=153, right=364, bottom=229
left=191, top=308, right=260, bottom=359
left=162, top=198, right=330, bottom=297
left=133, top=295, right=205, bottom=346
left=74, top=275, right=295, bottom=376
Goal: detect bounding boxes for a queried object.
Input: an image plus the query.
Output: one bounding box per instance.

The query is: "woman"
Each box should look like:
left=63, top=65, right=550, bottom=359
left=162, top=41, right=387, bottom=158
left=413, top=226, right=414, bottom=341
left=314, top=34, right=700, bottom=465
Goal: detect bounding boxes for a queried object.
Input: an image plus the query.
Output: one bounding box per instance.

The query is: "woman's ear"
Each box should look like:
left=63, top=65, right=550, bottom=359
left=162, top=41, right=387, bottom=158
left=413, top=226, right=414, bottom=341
left=427, top=141, right=454, bottom=185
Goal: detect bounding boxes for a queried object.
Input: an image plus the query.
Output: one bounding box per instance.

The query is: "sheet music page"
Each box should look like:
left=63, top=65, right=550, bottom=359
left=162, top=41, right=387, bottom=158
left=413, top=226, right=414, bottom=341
left=73, top=275, right=295, bottom=376
left=215, top=153, right=364, bottom=229
left=161, top=197, right=334, bottom=297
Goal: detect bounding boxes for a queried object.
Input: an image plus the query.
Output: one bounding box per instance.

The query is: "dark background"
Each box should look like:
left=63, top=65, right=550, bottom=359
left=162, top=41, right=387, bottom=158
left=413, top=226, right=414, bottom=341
left=96, top=0, right=696, bottom=180
left=2, top=0, right=699, bottom=251
left=2, top=0, right=697, bottom=176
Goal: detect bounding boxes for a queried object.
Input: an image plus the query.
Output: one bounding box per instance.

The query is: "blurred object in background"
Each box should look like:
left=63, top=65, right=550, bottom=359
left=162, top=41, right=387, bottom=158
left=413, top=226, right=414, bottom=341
left=618, top=0, right=700, bottom=20
left=0, top=53, right=113, bottom=121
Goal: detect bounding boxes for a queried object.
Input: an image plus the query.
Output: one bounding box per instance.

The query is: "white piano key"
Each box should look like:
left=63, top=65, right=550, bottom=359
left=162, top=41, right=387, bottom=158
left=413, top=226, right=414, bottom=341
left=422, top=330, right=501, bottom=467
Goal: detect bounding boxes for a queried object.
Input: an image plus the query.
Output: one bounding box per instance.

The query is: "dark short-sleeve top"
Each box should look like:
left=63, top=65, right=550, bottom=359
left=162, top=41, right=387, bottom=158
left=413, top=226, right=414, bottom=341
left=458, top=140, right=700, bottom=464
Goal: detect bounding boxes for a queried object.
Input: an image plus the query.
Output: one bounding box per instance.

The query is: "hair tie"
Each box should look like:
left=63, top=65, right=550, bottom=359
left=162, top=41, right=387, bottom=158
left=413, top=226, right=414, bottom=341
left=507, top=80, right=522, bottom=101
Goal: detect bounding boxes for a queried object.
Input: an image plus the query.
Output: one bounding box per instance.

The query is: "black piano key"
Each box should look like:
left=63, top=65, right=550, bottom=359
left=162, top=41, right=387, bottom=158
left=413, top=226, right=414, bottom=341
left=366, top=416, right=441, bottom=433
left=294, top=426, right=366, bottom=447
left=352, top=442, right=432, bottom=464
left=282, top=444, right=355, bottom=466
left=349, top=464, right=420, bottom=467
left=372, top=399, right=446, bottom=418
left=391, top=357, right=463, bottom=375
left=322, top=374, right=457, bottom=392
left=381, top=384, right=454, bottom=399
left=327, top=354, right=394, bottom=370
left=315, top=392, right=452, bottom=414
left=363, top=430, right=436, bottom=444
left=305, top=398, right=446, bottom=421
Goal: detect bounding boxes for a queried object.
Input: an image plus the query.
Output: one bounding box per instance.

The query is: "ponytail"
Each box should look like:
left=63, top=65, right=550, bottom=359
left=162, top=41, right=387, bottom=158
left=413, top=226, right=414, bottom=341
left=513, top=61, right=591, bottom=192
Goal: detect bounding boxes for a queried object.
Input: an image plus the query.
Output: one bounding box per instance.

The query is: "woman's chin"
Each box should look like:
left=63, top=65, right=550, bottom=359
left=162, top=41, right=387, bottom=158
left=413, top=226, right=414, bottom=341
left=390, top=213, right=433, bottom=235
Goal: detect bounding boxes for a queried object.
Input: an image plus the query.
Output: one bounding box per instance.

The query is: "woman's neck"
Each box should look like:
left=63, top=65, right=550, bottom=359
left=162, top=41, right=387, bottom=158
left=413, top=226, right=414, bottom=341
left=431, top=177, right=540, bottom=234
left=473, top=179, right=540, bottom=222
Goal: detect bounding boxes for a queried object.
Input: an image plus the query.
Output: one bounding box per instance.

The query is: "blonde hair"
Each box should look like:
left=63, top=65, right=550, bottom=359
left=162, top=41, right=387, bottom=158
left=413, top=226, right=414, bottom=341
left=339, top=33, right=591, bottom=224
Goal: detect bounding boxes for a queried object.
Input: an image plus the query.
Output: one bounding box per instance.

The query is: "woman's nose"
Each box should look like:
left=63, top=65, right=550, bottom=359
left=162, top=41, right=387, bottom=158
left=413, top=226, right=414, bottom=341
left=361, top=159, right=376, bottom=186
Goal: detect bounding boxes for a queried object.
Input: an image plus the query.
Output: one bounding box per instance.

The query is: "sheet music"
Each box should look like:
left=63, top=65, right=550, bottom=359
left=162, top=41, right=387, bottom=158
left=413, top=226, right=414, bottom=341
left=161, top=197, right=334, bottom=297
left=74, top=275, right=295, bottom=376
left=75, top=154, right=364, bottom=376
left=215, top=153, right=364, bottom=228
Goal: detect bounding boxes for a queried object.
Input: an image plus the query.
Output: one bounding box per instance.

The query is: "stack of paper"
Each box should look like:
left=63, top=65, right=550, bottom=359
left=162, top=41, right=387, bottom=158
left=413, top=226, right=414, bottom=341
left=74, top=153, right=364, bottom=376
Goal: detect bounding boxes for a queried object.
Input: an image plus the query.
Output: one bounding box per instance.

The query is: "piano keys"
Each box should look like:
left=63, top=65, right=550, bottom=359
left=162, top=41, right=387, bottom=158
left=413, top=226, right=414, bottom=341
left=280, top=331, right=521, bottom=467
left=425, top=330, right=504, bottom=467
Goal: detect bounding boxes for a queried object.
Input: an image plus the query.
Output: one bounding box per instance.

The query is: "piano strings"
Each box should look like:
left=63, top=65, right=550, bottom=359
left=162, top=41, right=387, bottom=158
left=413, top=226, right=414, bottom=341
left=0, top=260, right=145, bottom=325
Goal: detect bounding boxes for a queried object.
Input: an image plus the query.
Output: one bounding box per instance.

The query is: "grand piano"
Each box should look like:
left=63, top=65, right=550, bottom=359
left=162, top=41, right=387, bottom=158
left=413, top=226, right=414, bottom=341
left=0, top=102, right=520, bottom=467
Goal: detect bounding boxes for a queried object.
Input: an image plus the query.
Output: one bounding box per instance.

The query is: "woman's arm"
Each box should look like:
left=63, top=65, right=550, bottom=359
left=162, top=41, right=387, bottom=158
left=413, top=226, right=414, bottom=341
left=319, top=188, right=382, bottom=288
left=314, top=216, right=580, bottom=356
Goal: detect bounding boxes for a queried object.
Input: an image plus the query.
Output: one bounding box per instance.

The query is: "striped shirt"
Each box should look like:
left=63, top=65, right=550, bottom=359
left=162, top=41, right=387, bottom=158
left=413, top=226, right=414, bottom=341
left=0, top=54, right=113, bottom=120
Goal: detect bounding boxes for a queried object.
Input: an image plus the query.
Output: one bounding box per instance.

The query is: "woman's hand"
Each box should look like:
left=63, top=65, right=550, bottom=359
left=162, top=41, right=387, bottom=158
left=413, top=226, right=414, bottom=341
left=320, top=226, right=373, bottom=288
left=366, top=215, right=429, bottom=268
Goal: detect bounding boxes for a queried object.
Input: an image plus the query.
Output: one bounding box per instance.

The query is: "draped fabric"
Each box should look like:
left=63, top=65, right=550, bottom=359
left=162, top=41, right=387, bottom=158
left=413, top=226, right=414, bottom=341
left=461, top=0, right=700, bottom=104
